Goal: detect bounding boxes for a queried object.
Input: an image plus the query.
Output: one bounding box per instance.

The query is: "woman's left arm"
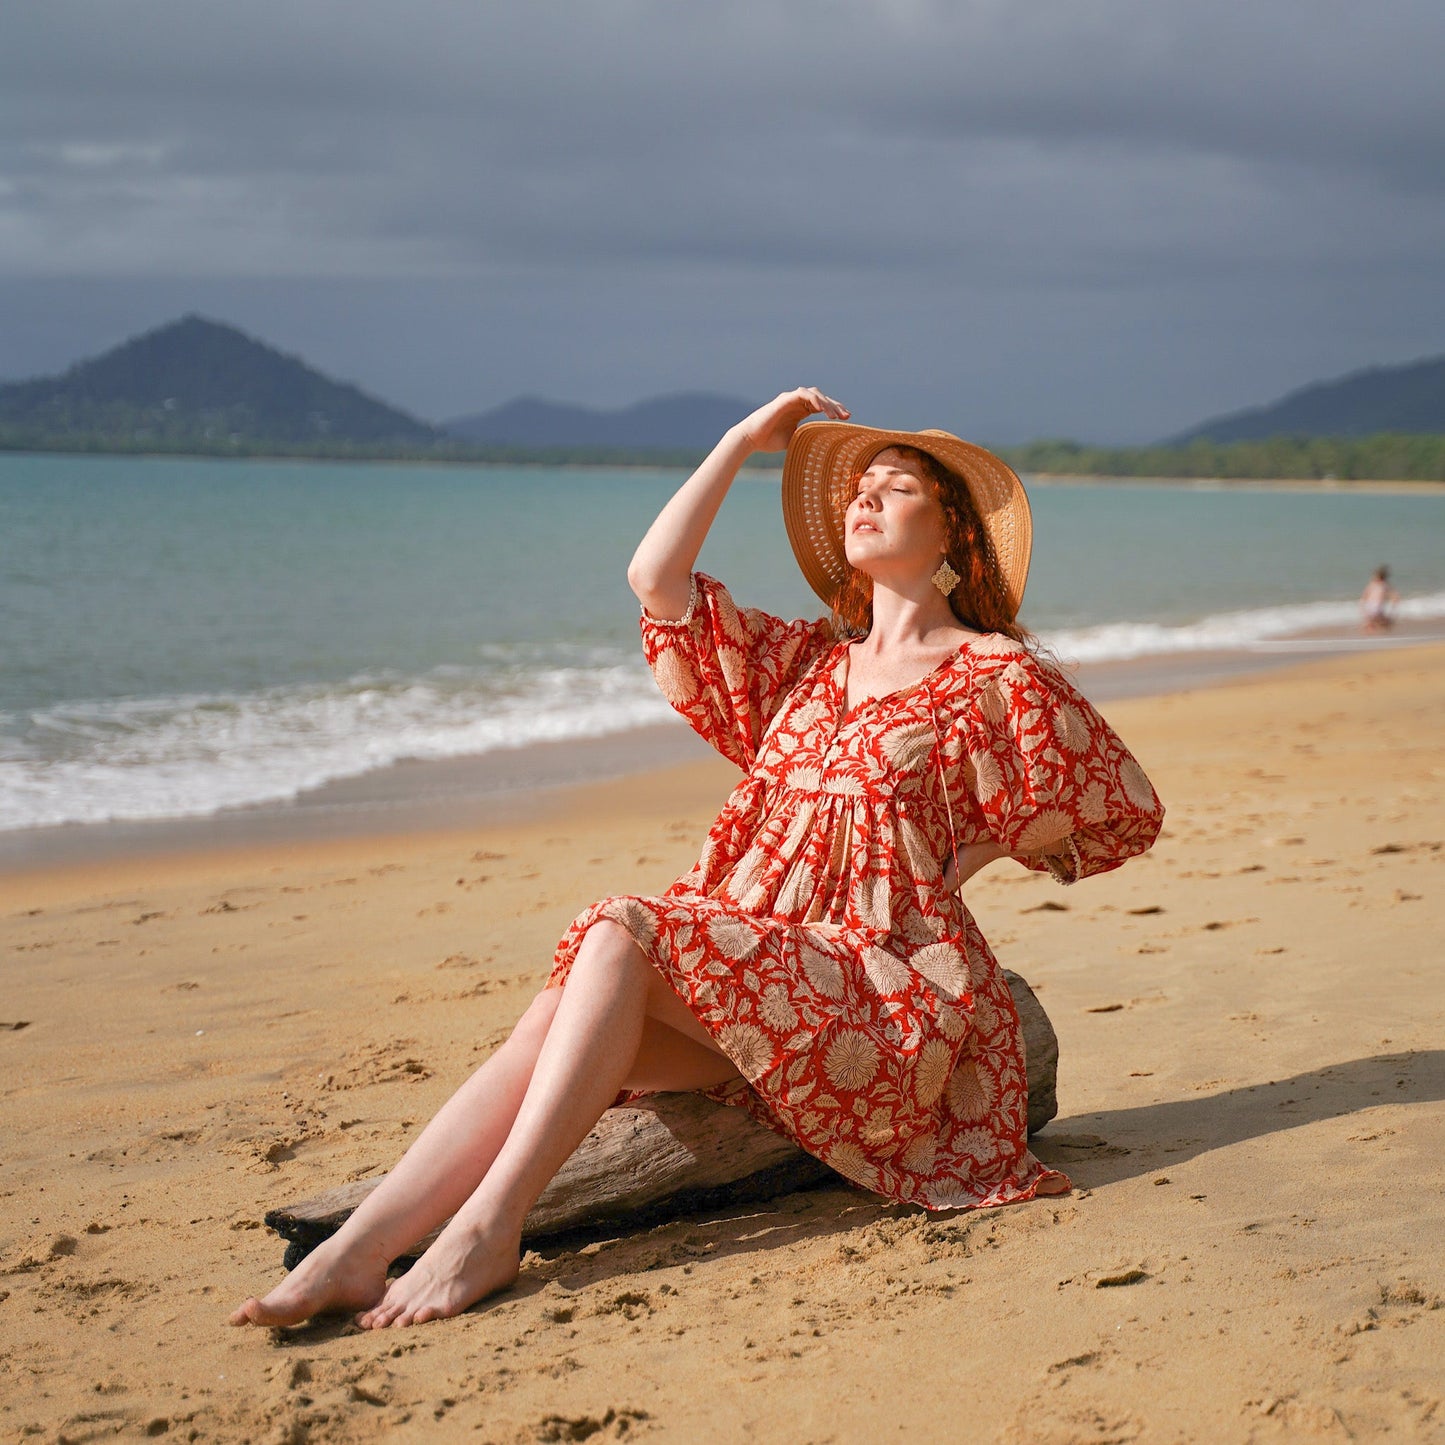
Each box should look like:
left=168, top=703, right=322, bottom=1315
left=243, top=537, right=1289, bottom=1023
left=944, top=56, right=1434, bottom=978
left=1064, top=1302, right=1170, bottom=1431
left=942, top=839, right=1009, bottom=892
left=970, top=656, right=1165, bottom=884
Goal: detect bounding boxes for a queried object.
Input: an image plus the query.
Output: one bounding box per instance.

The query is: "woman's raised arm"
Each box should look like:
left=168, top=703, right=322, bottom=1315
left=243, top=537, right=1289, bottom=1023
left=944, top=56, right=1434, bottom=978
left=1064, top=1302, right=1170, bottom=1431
left=626, top=387, right=850, bottom=620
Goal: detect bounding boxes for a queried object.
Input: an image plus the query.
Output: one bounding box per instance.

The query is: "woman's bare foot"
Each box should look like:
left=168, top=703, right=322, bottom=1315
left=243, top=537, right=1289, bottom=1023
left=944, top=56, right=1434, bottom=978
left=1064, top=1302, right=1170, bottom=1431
left=229, top=1235, right=390, bottom=1327
left=356, top=1216, right=520, bottom=1329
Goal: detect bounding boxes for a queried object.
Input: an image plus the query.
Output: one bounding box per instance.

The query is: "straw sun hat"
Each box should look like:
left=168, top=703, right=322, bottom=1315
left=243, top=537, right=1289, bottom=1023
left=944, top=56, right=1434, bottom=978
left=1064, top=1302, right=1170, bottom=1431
left=780, top=422, right=1033, bottom=620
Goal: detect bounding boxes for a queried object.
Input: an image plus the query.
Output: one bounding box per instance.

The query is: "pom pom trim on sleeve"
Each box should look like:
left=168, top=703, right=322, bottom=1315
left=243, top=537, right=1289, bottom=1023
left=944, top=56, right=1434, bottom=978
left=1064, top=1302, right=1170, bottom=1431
left=639, top=573, right=700, bottom=629
left=1041, top=835, right=1084, bottom=886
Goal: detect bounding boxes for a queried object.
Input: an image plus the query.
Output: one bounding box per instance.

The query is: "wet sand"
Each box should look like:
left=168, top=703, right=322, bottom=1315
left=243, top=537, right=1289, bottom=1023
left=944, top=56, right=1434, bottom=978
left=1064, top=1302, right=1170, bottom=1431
left=1, top=643, right=1442, bottom=1442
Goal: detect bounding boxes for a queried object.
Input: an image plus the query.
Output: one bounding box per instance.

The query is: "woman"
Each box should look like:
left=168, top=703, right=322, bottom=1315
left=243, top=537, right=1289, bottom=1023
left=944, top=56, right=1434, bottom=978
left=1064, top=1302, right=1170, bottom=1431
left=231, top=387, right=1164, bottom=1331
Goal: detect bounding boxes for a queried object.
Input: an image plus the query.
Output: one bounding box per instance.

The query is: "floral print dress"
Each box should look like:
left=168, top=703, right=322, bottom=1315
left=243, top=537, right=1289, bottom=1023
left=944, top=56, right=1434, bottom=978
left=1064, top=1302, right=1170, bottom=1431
left=550, top=574, right=1164, bottom=1211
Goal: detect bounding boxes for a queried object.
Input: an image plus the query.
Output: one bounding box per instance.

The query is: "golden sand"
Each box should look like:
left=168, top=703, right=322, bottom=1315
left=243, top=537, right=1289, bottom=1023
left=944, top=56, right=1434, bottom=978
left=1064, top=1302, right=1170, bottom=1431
left=2, top=646, right=1442, bottom=1442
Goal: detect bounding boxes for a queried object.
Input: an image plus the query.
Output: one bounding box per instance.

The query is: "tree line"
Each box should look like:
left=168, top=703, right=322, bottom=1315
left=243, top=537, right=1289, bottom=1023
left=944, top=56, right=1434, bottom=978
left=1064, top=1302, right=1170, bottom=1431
left=996, top=433, right=1445, bottom=482
left=2, top=420, right=1443, bottom=481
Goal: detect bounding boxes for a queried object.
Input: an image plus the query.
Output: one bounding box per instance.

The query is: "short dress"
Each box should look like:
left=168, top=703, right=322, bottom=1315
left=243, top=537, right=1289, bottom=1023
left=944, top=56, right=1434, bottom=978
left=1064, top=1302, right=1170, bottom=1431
left=549, top=574, right=1165, bottom=1211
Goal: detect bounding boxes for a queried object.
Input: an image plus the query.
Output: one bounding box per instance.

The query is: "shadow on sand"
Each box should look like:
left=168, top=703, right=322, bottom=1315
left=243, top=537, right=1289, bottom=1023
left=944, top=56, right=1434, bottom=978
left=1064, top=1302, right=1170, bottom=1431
left=1031, top=1048, right=1443, bottom=1188
left=259, top=1050, right=1440, bottom=1338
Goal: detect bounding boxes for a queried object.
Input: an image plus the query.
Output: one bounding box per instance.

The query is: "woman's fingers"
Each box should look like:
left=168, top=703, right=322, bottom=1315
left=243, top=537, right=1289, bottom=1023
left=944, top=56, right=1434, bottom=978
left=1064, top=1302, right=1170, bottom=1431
left=792, top=386, right=850, bottom=420
left=740, top=388, right=850, bottom=451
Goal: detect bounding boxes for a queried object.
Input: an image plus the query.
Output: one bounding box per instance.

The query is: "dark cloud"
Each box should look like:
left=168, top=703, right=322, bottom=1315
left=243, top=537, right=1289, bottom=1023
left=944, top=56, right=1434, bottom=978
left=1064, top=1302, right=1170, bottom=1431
left=2, top=1, right=1442, bottom=440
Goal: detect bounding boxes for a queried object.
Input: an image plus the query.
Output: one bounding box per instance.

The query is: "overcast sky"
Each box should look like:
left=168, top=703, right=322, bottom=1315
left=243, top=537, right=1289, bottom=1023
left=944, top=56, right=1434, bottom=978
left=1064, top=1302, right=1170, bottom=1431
left=3, top=1, right=1442, bottom=442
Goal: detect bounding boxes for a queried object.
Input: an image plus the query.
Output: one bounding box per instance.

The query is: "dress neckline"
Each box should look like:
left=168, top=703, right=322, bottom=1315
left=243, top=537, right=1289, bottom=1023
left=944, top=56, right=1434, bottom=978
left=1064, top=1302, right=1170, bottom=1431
left=832, top=632, right=994, bottom=722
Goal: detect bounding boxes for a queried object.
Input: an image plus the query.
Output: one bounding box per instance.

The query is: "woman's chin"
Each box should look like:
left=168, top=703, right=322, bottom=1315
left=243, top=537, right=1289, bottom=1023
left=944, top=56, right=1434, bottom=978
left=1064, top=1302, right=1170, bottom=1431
left=842, top=543, right=883, bottom=572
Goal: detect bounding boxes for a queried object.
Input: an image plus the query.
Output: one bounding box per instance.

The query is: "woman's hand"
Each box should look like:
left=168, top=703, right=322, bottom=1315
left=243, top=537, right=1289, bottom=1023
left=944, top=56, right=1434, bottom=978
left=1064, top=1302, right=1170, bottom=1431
left=737, top=388, right=850, bottom=454
left=943, top=840, right=1009, bottom=892
left=628, top=388, right=850, bottom=619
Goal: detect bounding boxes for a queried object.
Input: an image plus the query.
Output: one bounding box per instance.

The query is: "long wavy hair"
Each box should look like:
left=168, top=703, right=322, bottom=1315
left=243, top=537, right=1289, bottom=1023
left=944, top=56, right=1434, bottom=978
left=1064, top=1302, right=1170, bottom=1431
left=830, top=445, right=1035, bottom=649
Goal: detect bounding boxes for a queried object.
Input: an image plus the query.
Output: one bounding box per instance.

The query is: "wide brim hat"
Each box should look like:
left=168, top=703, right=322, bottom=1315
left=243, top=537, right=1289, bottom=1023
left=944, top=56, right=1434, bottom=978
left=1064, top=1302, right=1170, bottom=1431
left=781, top=422, right=1033, bottom=619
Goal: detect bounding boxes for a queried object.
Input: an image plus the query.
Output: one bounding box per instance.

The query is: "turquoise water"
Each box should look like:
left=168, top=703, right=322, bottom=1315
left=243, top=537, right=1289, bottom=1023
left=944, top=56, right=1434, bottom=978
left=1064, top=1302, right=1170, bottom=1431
left=3, top=452, right=1443, bottom=829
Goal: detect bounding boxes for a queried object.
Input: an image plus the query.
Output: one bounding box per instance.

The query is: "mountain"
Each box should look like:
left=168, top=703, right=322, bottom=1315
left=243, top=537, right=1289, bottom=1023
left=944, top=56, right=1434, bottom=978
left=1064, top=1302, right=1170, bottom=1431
left=445, top=392, right=754, bottom=450
left=0, top=315, right=439, bottom=448
left=1168, top=354, right=1445, bottom=444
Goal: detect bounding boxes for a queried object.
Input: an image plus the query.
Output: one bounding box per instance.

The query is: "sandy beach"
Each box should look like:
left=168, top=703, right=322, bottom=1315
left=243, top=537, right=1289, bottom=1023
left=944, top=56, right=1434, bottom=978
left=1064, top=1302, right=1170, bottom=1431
left=2, top=643, right=1442, bottom=1443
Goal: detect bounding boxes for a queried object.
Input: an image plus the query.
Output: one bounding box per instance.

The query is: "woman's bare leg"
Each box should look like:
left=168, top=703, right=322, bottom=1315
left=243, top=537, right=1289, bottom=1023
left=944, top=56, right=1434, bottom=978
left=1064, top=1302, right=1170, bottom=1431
left=229, top=986, right=566, bottom=1326
left=357, top=923, right=738, bottom=1329
left=231, top=925, right=736, bottom=1327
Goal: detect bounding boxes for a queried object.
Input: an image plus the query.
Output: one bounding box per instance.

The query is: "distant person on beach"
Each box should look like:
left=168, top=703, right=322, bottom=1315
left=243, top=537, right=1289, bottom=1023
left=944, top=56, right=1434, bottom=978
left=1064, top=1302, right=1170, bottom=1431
left=232, top=388, right=1164, bottom=1331
left=1360, top=566, right=1400, bottom=632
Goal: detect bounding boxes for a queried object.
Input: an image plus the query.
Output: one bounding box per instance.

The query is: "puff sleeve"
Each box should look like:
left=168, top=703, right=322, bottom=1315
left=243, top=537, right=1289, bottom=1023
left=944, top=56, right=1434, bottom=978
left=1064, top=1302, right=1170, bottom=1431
left=641, top=572, right=834, bottom=772
left=962, top=651, right=1164, bottom=883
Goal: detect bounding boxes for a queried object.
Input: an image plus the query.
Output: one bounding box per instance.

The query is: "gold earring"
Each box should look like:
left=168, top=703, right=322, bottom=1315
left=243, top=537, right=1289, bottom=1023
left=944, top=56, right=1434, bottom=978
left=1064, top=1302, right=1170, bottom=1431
left=932, top=558, right=961, bottom=596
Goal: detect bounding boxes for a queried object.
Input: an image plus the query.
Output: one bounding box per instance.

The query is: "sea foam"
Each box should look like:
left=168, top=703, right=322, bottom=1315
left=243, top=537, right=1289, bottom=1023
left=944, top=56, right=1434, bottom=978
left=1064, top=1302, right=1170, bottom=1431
left=1043, top=590, right=1445, bottom=664
left=5, top=592, right=1444, bottom=833
left=0, top=662, right=674, bottom=831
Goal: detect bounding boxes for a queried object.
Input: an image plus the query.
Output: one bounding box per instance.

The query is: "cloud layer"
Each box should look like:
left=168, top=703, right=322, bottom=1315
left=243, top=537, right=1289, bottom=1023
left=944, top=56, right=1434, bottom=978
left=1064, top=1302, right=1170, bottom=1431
left=3, top=1, right=1443, bottom=440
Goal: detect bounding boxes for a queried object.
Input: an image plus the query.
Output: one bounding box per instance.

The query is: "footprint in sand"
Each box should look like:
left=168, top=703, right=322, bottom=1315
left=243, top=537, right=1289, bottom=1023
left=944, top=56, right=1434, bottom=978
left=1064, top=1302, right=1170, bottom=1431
left=436, top=952, right=482, bottom=970
left=1095, top=1267, right=1150, bottom=1288
left=1047, top=1348, right=1104, bottom=1375
left=317, top=1040, right=434, bottom=1090
left=999, top=1403, right=1144, bottom=1445
left=1345, top=1280, right=1442, bottom=1335
left=590, top=1289, right=654, bottom=1321
left=1045, top=1134, right=1131, bottom=1160
left=533, top=1408, right=650, bottom=1442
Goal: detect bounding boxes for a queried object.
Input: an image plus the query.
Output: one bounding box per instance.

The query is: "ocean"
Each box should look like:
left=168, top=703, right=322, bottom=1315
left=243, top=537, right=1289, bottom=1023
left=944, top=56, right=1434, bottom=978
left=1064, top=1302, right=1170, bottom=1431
left=3, top=452, right=1444, bottom=834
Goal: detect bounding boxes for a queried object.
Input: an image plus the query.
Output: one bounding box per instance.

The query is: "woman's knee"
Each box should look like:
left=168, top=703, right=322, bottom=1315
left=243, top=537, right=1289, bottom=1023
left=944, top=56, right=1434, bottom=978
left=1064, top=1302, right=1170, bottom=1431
left=573, top=919, right=647, bottom=971
left=508, top=986, right=562, bottom=1048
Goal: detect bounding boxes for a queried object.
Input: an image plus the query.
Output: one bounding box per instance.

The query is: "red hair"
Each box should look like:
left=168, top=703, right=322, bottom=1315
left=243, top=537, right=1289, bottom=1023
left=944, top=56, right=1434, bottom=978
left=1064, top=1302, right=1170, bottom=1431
left=830, top=445, right=1034, bottom=648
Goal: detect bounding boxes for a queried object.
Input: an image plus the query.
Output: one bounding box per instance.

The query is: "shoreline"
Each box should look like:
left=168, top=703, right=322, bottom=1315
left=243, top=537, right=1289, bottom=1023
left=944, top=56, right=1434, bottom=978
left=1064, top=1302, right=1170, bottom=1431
left=6, top=447, right=1444, bottom=491
left=6, top=620, right=1445, bottom=877
left=1024, top=472, right=1445, bottom=494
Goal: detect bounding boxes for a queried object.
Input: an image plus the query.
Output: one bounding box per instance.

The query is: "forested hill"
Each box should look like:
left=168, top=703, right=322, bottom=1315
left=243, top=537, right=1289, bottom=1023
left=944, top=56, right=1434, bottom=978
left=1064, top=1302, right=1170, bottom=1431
left=0, top=316, right=440, bottom=449
left=2, top=318, right=1441, bottom=478
left=1169, top=354, right=1445, bottom=443
left=445, top=392, right=754, bottom=449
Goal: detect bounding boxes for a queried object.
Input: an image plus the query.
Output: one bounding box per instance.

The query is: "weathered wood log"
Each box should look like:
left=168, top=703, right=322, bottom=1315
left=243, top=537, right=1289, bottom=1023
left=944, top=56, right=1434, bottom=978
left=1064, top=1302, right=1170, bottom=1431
left=265, top=970, right=1058, bottom=1268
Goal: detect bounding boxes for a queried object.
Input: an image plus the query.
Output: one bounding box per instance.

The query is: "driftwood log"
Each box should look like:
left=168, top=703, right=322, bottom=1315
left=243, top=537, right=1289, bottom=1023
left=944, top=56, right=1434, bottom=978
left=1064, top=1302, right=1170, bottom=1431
left=266, top=970, right=1058, bottom=1268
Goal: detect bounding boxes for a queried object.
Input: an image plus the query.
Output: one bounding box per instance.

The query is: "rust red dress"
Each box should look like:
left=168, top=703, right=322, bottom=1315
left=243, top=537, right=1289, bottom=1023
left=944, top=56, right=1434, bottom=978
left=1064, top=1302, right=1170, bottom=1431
left=550, top=574, right=1164, bottom=1211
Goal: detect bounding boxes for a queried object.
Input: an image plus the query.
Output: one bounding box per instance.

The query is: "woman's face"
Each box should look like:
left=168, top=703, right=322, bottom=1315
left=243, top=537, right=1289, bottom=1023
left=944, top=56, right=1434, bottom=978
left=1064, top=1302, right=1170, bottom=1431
left=843, top=447, right=948, bottom=582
